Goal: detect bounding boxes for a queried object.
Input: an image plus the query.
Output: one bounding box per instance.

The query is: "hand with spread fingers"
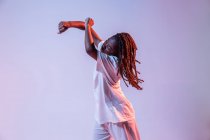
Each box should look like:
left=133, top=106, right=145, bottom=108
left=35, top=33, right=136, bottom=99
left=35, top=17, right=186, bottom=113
left=58, top=18, right=94, bottom=34
left=57, top=21, right=71, bottom=34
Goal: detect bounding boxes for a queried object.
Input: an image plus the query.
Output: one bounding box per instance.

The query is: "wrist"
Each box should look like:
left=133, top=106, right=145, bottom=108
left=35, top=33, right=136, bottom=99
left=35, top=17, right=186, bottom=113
left=85, top=22, right=90, bottom=27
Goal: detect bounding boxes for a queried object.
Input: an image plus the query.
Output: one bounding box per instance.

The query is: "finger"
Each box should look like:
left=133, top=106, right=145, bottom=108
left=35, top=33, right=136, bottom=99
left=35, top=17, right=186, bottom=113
left=59, top=28, right=65, bottom=33
left=58, top=28, right=64, bottom=34
left=59, top=22, right=64, bottom=28
left=59, top=21, right=63, bottom=26
left=59, top=27, right=63, bottom=32
left=58, top=29, right=64, bottom=34
left=90, top=19, right=94, bottom=26
left=59, top=23, right=64, bottom=29
left=58, top=22, right=62, bottom=27
left=58, top=30, right=64, bottom=34
left=59, top=26, right=64, bottom=30
left=59, top=27, right=67, bottom=33
left=59, top=26, right=66, bottom=31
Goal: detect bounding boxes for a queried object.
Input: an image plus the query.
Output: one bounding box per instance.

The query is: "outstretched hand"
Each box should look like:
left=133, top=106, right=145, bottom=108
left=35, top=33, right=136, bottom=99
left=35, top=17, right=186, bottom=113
left=57, top=18, right=94, bottom=34
left=57, top=21, right=70, bottom=34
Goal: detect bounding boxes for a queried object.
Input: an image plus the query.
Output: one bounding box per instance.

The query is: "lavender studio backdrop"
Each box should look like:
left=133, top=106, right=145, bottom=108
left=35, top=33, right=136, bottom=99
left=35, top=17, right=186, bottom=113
left=0, top=0, right=209, bottom=140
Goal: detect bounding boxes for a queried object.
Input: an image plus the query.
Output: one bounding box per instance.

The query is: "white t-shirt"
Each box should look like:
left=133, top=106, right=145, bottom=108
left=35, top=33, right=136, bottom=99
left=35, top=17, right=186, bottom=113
left=93, top=40, right=136, bottom=124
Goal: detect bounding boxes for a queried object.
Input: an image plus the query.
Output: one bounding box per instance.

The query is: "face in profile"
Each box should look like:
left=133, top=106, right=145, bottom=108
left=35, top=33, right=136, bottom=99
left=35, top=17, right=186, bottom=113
left=101, top=37, right=119, bottom=57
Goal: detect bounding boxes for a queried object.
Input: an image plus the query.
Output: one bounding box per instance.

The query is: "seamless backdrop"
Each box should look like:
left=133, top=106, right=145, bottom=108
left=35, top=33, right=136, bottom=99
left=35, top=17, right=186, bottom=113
left=0, top=0, right=210, bottom=140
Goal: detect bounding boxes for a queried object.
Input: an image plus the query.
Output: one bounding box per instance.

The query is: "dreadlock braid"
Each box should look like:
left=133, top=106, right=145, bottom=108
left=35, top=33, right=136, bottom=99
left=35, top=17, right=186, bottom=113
left=113, top=32, right=144, bottom=90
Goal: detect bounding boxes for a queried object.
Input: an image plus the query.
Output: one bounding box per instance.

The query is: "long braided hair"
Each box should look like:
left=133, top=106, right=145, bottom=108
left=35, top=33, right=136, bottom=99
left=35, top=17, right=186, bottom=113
left=112, top=32, right=144, bottom=90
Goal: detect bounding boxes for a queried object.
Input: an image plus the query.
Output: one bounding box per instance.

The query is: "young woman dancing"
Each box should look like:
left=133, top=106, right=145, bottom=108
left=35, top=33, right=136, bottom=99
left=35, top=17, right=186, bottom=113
left=58, top=17, right=144, bottom=140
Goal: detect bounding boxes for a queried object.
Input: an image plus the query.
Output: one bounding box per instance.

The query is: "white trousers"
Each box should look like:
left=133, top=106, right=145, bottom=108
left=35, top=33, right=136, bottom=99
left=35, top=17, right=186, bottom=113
left=93, top=119, right=141, bottom=140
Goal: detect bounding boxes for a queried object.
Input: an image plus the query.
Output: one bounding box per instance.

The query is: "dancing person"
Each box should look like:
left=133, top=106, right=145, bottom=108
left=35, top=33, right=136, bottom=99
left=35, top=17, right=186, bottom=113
left=58, top=17, right=144, bottom=140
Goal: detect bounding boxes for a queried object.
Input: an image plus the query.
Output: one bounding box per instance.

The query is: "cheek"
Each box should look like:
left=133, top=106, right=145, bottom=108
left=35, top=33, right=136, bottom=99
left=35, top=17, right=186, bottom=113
left=113, top=46, right=118, bottom=53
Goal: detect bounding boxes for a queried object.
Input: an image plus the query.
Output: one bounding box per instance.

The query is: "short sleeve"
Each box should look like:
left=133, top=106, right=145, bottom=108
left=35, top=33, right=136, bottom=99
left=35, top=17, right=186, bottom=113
left=95, top=40, right=105, bottom=52
left=96, top=41, right=121, bottom=86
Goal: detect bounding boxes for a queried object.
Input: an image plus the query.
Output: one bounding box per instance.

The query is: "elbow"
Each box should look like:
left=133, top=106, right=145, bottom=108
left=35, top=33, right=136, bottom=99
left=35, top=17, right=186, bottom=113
left=86, top=47, right=95, bottom=54
left=85, top=43, right=95, bottom=53
left=86, top=48, right=92, bottom=53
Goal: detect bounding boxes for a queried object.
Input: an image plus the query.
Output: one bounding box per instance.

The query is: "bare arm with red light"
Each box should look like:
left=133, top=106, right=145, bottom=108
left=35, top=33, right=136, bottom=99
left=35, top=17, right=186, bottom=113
left=58, top=20, right=102, bottom=48
left=57, top=18, right=101, bottom=61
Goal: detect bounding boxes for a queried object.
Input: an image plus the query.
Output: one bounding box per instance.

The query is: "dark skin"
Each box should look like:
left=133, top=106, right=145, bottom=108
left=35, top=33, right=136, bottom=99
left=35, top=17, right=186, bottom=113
left=58, top=18, right=144, bottom=90
left=101, top=37, right=119, bottom=57
left=58, top=18, right=120, bottom=60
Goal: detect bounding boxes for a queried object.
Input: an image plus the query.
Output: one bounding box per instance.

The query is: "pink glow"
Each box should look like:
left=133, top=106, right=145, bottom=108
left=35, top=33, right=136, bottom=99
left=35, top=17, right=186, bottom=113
left=0, top=0, right=209, bottom=140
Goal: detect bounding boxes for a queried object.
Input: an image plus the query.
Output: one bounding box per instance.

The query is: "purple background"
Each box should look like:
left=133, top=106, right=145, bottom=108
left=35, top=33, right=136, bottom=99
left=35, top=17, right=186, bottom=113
left=0, top=0, right=209, bottom=140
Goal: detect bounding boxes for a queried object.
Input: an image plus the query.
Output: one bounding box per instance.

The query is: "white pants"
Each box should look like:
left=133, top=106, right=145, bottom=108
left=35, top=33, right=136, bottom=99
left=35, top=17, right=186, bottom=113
left=93, top=119, right=141, bottom=140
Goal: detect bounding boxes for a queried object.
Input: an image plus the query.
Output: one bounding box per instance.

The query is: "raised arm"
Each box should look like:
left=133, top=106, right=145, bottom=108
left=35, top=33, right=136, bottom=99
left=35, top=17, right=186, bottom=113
left=58, top=20, right=102, bottom=48
left=84, top=18, right=98, bottom=60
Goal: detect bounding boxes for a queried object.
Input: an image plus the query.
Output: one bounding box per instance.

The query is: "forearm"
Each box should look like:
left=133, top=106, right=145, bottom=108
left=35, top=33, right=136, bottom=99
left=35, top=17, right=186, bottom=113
left=68, top=21, right=102, bottom=43
left=68, top=21, right=85, bottom=30
left=85, top=23, right=94, bottom=52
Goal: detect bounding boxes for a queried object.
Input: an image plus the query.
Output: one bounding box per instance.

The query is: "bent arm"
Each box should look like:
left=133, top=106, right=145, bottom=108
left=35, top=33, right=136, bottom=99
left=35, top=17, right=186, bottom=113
left=85, top=22, right=94, bottom=52
left=84, top=21, right=97, bottom=60
left=67, top=21, right=102, bottom=47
